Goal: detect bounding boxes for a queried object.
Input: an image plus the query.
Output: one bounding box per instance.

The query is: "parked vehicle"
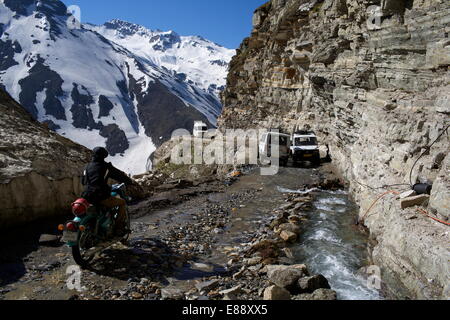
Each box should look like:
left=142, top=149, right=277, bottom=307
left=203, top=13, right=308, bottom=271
left=259, top=131, right=291, bottom=167
left=193, top=121, right=208, bottom=138
left=59, top=183, right=131, bottom=267
left=290, top=130, right=321, bottom=166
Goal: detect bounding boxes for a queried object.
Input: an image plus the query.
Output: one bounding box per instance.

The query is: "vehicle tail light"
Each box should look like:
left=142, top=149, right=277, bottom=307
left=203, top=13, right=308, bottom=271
left=66, top=222, right=77, bottom=232
left=71, top=198, right=90, bottom=216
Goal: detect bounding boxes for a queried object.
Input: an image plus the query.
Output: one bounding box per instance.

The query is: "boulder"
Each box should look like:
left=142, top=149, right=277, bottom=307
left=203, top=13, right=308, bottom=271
left=311, top=288, right=337, bottom=300
left=279, top=203, right=295, bottom=211
left=294, top=288, right=338, bottom=300
left=288, top=215, right=302, bottom=225
left=195, top=279, right=220, bottom=292
left=219, top=285, right=242, bottom=296
left=266, top=264, right=308, bottom=277
left=298, top=275, right=331, bottom=294
left=400, top=194, right=430, bottom=209
left=276, top=223, right=301, bottom=235
left=267, top=264, right=308, bottom=292
left=245, top=257, right=262, bottom=266
left=160, top=288, right=185, bottom=300
left=191, top=263, right=214, bottom=273
left=249, top=240, right=280, bottom=257
left=223, top=293, right=238, bottom=300
left=280, top=230, right=298, bottom=242
left=270, top=217, right=287, bottom=229
left=131, top=292, right=143, bottom=299
left=38, top=234, right=60, bottom=245
left=263, top=285, right=291, bottom=300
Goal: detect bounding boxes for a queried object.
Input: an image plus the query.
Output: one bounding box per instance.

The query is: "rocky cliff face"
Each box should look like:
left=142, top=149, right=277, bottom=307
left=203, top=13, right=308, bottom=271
left=0, top=89, right=90, bottom=229
left=219, top=0, right=449, bottom=299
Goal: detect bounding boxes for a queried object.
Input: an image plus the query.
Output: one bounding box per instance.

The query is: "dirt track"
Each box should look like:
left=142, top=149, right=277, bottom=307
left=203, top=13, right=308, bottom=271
left=0, top=164, right=339, bottom=300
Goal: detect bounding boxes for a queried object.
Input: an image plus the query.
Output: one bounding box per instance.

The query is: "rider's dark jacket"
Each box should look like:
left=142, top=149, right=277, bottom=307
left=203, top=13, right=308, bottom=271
left=81, top=155, right=133, bottom=205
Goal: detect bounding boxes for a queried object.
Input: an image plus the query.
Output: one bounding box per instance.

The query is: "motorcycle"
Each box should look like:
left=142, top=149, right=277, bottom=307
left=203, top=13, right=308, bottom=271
left=59, top=183, right=131, bottom=267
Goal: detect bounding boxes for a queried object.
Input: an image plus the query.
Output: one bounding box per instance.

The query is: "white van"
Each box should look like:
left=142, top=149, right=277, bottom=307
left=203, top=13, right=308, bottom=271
left=259, top=131, right=291, bottom=167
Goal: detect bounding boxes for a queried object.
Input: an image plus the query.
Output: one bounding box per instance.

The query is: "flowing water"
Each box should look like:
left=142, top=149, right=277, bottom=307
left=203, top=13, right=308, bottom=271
left=0, top=165, right=385, bottom=300
left=137, top=165, right=383, bottom=300
left=231, top=167, right=383, bottom=300
left=283, top=187, right=382, bottom=300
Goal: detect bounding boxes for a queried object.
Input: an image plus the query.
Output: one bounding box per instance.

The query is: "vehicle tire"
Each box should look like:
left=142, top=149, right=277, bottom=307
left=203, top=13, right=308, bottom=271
left=72, top=228, right=96, bottom=268
left=72, top=245, right=91, bottom=268
left=312, top=156, right=321, bottom=167
left=121, top=209, right=131, bottom=243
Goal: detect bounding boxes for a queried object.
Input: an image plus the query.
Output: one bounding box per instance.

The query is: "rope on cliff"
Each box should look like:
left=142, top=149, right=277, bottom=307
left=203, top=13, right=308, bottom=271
left=359, top=191, right=450, bottom=227
left=408, top=124, right=450, bottom=187
left=417, top=208, right=450, bottom=227
left=358, top=190, right=400, bottom=224
left=354, top=124, right=449, bottom=192
left=355, top=124, right=449, bottom=226
left=353, top=179, right=410, bottom=191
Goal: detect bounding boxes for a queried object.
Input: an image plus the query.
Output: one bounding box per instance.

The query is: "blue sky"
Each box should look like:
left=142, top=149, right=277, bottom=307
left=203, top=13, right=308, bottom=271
left=61, top=0, right=268, bottom=48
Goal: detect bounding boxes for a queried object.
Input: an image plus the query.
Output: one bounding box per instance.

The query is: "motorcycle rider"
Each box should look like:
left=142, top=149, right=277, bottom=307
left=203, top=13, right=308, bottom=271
left=81, top=147, right=134, bottom=236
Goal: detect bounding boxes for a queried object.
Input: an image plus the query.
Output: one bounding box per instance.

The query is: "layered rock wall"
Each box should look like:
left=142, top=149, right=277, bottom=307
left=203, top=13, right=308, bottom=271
left=0, top=89, right=90, bottom=229
left=219, top=0, right=449, bottom=299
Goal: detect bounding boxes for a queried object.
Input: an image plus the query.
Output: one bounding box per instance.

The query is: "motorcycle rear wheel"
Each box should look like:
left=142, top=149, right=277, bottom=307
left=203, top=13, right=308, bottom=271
left=120, top=210, right=131, bottom=244
left=71, top=245, right=93, bottom=268
left=72, top=228, right=96, bottom=268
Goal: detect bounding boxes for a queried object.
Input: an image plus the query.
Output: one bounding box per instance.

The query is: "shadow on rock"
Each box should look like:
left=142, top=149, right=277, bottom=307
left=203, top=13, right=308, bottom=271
left=86, top=237, right=186, bottom=282
left=0, top=216, right=67, bottom=287
left=291, top=161, right=321, bottom=169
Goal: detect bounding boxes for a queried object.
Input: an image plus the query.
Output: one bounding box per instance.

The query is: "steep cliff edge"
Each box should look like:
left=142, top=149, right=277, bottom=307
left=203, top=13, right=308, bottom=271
left=219, top=0, right=449, bottom=299
left=0, top=89, right=90, bottom=229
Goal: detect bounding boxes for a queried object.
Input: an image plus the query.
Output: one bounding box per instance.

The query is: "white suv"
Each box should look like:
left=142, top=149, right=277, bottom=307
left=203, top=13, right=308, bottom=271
left=290, top=131, right=321, bottom=166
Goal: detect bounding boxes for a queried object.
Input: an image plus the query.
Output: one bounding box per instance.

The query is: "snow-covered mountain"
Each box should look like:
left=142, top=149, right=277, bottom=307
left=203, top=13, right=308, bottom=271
left=88, top=19, right=235, bottom=97
left=0, top=0, right=235, bottom=175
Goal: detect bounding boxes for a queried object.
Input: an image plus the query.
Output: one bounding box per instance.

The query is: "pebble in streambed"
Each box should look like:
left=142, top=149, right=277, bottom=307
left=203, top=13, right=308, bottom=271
left=108, top=190, right=337, bottom=301
left=1, top=178, right=343, bottom=301
left=71, top=189, right=260, bottom=301
left=204, top=192, right=339, bottom=301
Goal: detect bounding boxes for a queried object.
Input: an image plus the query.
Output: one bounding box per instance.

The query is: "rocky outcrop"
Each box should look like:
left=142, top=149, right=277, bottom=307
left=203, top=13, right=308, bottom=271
left=0, top=89, right=90, bottom=229
left=219, top=0, right=449, bottom=299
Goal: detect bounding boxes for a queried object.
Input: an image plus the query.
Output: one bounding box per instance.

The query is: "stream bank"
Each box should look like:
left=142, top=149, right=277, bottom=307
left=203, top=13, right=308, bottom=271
left=0, top=162, right=390, bottom=300
left=218, top=0, right=449, bottom=300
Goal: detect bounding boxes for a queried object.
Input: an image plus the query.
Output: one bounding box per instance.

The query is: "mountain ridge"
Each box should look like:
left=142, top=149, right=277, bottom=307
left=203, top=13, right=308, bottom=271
left=89, top=19, right=235, bottom=94
left=0, top=0, right=234, bottom=175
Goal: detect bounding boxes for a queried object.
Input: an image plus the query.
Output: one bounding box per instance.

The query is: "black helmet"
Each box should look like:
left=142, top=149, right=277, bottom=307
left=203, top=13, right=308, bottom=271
left=92, top=147, right=109, bottom=161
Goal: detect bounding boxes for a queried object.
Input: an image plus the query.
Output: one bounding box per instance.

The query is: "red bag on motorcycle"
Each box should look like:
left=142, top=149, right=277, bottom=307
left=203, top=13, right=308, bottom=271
left=72, top=198, right=90, bottom=216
